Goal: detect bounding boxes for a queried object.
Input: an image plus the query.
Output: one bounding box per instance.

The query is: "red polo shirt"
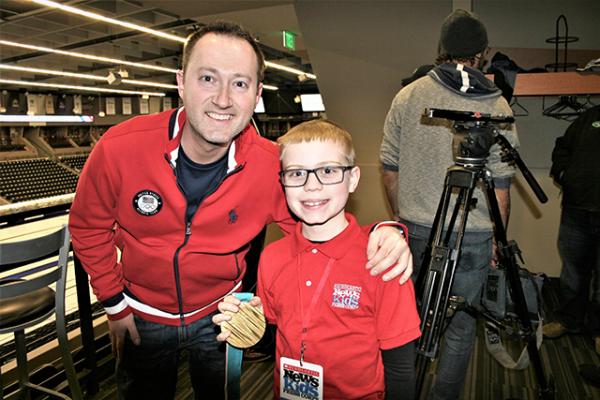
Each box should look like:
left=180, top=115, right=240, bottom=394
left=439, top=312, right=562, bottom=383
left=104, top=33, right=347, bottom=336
left=257, top=213, right=421, bottom=399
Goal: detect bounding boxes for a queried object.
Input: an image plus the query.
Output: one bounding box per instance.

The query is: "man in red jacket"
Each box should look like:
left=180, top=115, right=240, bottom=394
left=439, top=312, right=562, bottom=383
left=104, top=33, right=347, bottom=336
left=69, top=21, right=412, bottom=400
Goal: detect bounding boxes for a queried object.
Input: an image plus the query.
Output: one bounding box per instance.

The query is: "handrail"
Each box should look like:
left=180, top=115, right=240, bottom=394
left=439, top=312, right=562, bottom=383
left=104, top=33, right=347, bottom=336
left=0, top=193, right=74, bottom=217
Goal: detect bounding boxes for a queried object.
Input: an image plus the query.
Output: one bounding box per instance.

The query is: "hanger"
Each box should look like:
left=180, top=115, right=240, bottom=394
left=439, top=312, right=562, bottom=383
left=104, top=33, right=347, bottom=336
left=509, top=96, right=529, bottom=117
left=542, top=95, right=588, bottom=121
left=582, top=95, right=598, bottom=108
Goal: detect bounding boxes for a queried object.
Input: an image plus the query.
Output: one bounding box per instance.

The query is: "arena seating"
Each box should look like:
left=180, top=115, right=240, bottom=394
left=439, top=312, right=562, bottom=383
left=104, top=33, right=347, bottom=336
left=58, top=154, right=89, bottom=172
left=0, top=158, right=80, bottom=203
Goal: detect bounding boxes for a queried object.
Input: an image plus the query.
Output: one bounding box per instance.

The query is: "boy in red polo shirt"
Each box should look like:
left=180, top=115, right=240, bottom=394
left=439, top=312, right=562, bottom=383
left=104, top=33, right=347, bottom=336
left=214, top=120, right=420, bottom=399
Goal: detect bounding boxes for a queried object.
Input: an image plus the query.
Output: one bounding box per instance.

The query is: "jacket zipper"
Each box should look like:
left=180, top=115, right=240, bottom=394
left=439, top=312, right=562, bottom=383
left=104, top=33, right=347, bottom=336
left=172, top=221, right=191, bottom=326
left=167, top=155, right=244, bottom=325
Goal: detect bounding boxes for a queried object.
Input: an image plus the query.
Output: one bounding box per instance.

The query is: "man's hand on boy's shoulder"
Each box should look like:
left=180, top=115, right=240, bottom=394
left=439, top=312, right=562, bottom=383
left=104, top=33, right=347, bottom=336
left=366, top=225, right=413, bottom=285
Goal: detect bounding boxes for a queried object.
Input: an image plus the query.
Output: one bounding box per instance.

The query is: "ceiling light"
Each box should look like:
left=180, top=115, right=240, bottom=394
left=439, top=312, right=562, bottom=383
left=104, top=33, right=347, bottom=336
left=0, top=79, right=165, bottom=96
left=0, top=40, right=178, bottom=73
left=0, top=64, right=178, bottom=89
left=24, top=2, right=316, bottom=80
left=1, top=44, right=279, bottom=90
left=1, top=63, right=272, bottom=91
left=1, top=63, right=101, bottom=80
left=265, top=61, right=316, bottom=80
left=120, top=79, right=177, bottom=89
left=3, top=42, right=309, bottom=86
left=31, top=0, right=186, bottom=43
left=0, top=114, right=95, bottom=123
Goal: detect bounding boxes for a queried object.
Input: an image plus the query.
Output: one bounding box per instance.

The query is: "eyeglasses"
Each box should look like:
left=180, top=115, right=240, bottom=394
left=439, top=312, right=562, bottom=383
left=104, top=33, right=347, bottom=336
left=279, top=165, right=354, bottom=187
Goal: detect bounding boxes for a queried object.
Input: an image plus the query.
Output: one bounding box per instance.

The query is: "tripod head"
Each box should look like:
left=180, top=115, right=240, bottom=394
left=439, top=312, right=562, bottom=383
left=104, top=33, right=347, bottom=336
left=426, top=107, right=547, bottom=203
left=426, top=108, right=515, bottom=167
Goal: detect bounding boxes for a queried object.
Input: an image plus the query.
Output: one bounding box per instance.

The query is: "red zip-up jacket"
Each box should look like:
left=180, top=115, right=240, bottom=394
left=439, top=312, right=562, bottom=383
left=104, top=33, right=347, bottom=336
left=69, top=108, right=294, bottom=326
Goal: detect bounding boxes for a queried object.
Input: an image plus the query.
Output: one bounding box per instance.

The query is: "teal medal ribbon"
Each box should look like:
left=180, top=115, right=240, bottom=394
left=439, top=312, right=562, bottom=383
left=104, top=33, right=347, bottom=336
left=225, top=292, right=253, bottom=400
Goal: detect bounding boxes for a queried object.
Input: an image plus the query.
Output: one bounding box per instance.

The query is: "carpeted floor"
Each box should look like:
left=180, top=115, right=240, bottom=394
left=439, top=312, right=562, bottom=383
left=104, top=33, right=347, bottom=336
left=423, top=277, right=599, bottom=400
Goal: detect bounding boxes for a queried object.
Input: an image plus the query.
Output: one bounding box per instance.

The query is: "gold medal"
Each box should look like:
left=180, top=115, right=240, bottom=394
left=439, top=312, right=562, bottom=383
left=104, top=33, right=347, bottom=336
left=221, top=302, right=266, bottom=348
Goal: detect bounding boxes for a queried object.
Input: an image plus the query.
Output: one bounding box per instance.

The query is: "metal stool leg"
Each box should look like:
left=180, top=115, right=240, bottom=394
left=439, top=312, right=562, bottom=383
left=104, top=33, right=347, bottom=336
left=14, top=330, right=32, bottom=400
left=56, top=316, right=84, bottom=400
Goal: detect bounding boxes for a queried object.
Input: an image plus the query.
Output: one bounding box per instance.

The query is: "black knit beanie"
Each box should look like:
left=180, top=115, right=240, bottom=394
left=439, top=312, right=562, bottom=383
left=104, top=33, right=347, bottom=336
left=439, top=9, right=488, bottom=58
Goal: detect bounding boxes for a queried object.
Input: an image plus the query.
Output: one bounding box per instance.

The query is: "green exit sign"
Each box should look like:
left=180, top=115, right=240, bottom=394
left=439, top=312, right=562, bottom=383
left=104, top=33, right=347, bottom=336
left=282, top=30, right=296, bottom=50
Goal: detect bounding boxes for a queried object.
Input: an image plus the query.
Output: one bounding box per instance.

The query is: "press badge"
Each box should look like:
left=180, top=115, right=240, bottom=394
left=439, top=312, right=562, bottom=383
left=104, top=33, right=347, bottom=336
left=280, top=357, right=323, bottom=400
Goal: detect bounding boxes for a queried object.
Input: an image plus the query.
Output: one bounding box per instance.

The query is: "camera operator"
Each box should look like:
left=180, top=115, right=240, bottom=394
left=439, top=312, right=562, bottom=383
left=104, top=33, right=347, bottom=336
left=379, top=9, right=519, bottom=400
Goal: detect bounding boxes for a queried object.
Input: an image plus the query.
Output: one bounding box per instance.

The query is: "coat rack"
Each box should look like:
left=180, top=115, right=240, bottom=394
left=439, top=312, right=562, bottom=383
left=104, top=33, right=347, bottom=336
left=545, top=15, right=579, bottom=72
left=542, top=95, right=588, bottom=121
left=509, top=97, right=529, bottom=117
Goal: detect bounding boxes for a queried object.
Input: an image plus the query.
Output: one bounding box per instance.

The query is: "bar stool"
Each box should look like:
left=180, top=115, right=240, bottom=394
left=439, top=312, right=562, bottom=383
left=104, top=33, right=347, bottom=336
left=0, top=225, right=83, bottom=400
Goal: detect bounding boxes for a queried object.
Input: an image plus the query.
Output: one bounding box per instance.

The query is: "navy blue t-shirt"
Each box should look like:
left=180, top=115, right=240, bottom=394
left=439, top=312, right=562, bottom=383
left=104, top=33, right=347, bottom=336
left=176, top=146, right=228, bottom=221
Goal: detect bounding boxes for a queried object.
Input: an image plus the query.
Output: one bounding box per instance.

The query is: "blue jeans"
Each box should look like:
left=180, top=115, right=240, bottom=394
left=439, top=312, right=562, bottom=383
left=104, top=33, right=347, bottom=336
left=403, top=220, right=492, bottom=400
left=554, top=207, right=600, bottom=336
left=116, top=312, right=226, bottom=400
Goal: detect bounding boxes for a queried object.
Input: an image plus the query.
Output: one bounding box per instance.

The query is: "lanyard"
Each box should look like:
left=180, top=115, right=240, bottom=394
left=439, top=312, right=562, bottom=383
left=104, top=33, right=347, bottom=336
left=297, top=254, right=335, bottom=365
left=225, top=292, right=253, bottom=400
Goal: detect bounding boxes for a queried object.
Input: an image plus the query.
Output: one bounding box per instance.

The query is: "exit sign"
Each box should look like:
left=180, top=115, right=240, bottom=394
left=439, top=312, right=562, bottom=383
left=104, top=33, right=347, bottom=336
left=282, top=30, right=296, bottom=50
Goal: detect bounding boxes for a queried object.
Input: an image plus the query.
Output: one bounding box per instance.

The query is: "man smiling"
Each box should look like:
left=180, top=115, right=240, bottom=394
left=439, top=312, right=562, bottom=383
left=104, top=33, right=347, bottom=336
left=176, top=31, right=261, bottom=162
left=70, top=21, right=412, bottom=399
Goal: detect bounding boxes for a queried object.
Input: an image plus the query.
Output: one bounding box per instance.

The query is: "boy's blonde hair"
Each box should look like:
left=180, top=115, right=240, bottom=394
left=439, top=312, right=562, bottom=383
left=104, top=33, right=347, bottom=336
left=277, top=119, right=356, bottom=165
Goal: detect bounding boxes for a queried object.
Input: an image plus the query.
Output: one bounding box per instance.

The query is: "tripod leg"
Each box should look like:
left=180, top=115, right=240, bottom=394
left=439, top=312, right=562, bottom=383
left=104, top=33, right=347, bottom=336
left=416, top=176, right=455, bottom=294
left=415, top=167, right=480, bottom=398
left=483, top=178, right=554, bottom=399
left=415, top=351, right=430, bottom=400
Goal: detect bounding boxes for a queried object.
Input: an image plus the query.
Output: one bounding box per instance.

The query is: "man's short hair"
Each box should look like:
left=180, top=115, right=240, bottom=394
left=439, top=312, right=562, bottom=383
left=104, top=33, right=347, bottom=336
left=182, top=21, right=265, bottom=83
left=278, top=119, right=356, bottom=165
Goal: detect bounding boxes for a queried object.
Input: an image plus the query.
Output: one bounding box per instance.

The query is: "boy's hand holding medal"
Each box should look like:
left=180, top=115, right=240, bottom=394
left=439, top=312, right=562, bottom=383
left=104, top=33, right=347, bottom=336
left=213, top=295, right=266, bottom=348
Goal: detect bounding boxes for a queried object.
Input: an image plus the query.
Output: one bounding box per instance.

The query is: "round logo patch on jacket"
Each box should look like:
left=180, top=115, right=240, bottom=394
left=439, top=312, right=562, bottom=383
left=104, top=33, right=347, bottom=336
left=133, top=190, right=163, bottom=216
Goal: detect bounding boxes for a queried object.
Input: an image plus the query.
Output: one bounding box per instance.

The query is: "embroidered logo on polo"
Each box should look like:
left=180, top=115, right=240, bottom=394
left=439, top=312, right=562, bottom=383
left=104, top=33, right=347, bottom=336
left=228, top=209, right=238, bottom=224
left=331, top=283, right=362, bottom=310
left=132, top=190, right=163, bottom=216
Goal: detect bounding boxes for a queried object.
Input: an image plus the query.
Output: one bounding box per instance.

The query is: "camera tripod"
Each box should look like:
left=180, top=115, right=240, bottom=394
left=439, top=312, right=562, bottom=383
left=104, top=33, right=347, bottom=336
left=414, top=109, right=554, bottom=399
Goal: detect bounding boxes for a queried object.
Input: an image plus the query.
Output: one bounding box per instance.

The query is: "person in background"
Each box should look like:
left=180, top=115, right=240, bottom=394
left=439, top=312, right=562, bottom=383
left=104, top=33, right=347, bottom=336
left=543, top=104, right=600, bottom=384
left=215, top=119, right=420, bottom=399
left=379, top=9, right=519, bottom=400
left=70, top=21, right=413, bottom=400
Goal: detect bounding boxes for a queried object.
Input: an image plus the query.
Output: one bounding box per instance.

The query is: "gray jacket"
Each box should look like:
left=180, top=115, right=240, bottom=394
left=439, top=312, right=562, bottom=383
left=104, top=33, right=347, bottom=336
left=380, top=67, right=519, bottom=232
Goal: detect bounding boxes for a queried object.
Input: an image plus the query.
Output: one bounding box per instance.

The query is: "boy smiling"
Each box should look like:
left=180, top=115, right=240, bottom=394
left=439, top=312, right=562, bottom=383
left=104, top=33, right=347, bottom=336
left=215, top=120, right=420, bottom=399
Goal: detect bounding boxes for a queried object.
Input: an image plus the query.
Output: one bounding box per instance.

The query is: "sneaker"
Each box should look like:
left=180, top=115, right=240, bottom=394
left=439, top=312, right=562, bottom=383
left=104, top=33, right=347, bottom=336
left=579, top=363, right=600, bottom=387
left=542, top=321, right=568, bottom=338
